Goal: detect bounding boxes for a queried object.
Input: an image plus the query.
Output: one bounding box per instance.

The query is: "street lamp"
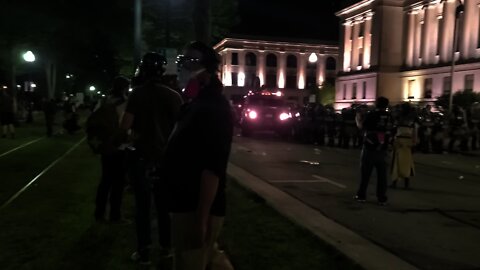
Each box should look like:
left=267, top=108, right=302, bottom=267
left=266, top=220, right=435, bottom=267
left=449, top=0, right=464, bottom=113
left=309, top=53, right=318, bottom=63
left=23, top=51, right=36, bottom=63
left=89, top=86, right=96, bottom=91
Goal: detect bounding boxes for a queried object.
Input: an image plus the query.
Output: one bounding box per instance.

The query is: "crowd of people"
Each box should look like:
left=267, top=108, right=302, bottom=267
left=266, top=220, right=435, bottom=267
left=290, top=101, right=480, bottom=154
left=87, top=41, right=234, bottom=270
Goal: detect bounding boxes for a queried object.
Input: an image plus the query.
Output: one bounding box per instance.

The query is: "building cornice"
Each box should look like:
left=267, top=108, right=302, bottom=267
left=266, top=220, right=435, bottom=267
left=214, top=37, right=339, bottom=54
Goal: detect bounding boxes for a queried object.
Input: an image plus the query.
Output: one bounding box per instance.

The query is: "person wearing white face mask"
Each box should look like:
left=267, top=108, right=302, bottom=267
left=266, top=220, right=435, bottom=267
left=164, top=41, right=234, bottom=270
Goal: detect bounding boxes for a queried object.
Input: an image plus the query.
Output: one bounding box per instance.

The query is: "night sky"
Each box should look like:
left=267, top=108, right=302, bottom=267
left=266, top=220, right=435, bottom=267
left=231, top=0, right=349, bottom=42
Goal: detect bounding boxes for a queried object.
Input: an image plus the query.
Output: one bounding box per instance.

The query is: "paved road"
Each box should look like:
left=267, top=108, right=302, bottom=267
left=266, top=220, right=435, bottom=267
left=230, top=133, right=480, bottom=270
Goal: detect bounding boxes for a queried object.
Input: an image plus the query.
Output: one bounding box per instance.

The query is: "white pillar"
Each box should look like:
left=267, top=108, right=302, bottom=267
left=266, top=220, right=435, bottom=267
left=257, top=51, right=265, bottom=86
left=463, top=0, right=475, bottom=59
left=406, top=11, right=416, bottom=66
left=297, top=53, right=307, bottom=90
left=343, top=22, right=352, bottom=72
left=443, top=0, right=455, bottom=62
left=277, top=53, right=286, bottom=89
left=363, top=13, right=373, bottom=69
left=223, top=51, right=232, bottom=86
left=413, top=10, right=423, bottom=66
left=317, top=54, right=325, bottom=86
left=351, top=21, right=360, bottom=69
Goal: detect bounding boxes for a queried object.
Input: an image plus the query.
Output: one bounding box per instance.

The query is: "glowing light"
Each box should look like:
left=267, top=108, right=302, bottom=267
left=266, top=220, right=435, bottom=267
left=129, top=88, right=133, bottom=92
left=298, top=75, right=305, bottom=90
left=278, top=72, right=285, bottom=88
left=248, top=111, right=258, bottom=119
left=308, top=53, right=318, bottom=63
left=23, top=51, right=36, bottom=62
left=2, top=86, right=7, bottom=89
left=89, top=86, right=96, bottom=91
left=238, top=72, right=245, bottom=87
left=16, top=85, right=21, bottom=88
left=279, top=112, right=291, bottom=121
left=30, top=83, right=37, bottom=88
left=275, top=91, right=282, bottom=97
left=97, top=91, right=101, bottom=94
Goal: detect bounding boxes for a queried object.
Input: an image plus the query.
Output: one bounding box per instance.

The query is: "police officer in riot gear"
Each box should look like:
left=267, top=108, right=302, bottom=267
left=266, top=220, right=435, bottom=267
left=355, top=97, right=393, bottom=205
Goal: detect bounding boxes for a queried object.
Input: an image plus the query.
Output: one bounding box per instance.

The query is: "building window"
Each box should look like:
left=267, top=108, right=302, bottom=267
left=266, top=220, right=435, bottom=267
left=231, top=72, right=238, bottom=86
left=456, top=14, right=464, bottom=53
left=245, top=53, right=257, bottom=66
left=465, top=74, right=474, bottom=91
left=306, top=76, right=316, bottom=89
left=408, top=80, right=415, bottom=98
left=343, top=84, right=347, bottom=100
left=424, top=78, right=432, bottom=99
left=443, top=76, right=451, bottom=96
left=287, top=55, right=297, bottom=68
left=266, top=54, right=277, bottom=67
left=362, top=81, right=367, bottom=99
left=326, top=57, right=336, bottom=70
left=352, top=83, right=357, bottom=99
left=359, top=23, right=365, bottom=37
left=266, top=74, right=277, bottom=88
left=231, top=53, right=238, bottom=65
left=437, top=16, right=443, bottom=56
left=286, top=75, right=297, bottom=89
left=359, top=50, right=363, bottom=67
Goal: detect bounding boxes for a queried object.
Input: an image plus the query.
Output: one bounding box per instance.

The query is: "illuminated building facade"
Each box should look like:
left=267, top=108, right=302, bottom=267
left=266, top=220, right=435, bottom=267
left=336, top=0, right=480, bottom=109
left=214, top=36, right=339, bottom=103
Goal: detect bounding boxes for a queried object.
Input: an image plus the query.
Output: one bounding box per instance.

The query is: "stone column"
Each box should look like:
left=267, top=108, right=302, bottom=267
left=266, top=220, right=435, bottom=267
left=223, top=51, right=232, bottom=86
left=277, top=53, right=286, bottom=89
left=413, top=10, right=423, bottom=66
left=317, top=54, right=325, bottom=87
left=462, top=0, right=475, bottom=59
left=406, top=11, right=416, bottom=66
left=363, top=13, right=373, bottom=69
left=443, top=0, right=455, bottom=62
left=297, top=53, right=307, bottom=90
left=257, top=51, right=266, bottom=87
left=351, top=20, right=361, bottom=69
left=343, top=21, right=353, bottom=72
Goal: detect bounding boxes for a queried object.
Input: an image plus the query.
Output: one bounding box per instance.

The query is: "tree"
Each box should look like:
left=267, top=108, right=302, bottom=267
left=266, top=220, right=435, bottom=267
left=318, top=84, right=336, bottom=105
left=435, top=90, right=480, bottom=111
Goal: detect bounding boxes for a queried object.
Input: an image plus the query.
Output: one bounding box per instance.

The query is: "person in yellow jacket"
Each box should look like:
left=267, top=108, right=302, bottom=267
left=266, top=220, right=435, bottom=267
left=391, top=102, right=416, bottom=189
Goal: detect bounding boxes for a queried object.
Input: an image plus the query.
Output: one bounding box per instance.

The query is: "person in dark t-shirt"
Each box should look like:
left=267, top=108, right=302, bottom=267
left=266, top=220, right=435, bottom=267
left=164, top=41, right=234, bottom=270
left=355, top=96, right=393, bottom=205
left=121, top=52, right=183, bottom=265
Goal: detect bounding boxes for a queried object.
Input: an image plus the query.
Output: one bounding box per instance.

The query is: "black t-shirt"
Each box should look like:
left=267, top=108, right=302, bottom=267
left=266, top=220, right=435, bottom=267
left=363, top=109, right=393, bottom=151
left=163, top=90, right=234, bottom=216
left=125, top=81, right=183, bottom=160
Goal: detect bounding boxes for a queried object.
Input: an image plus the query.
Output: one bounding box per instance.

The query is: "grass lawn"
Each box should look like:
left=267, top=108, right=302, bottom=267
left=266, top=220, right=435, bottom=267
left=0, top=131, right=362, bottom=269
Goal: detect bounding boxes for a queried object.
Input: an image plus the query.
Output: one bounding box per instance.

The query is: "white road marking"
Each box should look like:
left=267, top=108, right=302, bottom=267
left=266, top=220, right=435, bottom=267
left=312, top=175, right=347, bottom=189
left=0, top=137, right=86, bottom=210
left=0, top=137, right=44, bottom=158
left=300, top=160, right=320, bottom=165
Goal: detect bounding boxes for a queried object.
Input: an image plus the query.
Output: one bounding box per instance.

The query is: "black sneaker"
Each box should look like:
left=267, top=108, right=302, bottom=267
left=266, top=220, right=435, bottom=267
left=354, top=195, right=366, bottom=203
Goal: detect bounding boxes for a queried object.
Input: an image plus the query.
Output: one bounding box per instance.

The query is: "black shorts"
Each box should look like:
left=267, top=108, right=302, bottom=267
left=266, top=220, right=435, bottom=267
left=0, top=112, right=14, bottom=125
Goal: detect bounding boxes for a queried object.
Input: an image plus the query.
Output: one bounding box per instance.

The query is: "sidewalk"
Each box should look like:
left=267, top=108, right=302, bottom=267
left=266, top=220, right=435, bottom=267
left=227, top=163, right=420, bottom=270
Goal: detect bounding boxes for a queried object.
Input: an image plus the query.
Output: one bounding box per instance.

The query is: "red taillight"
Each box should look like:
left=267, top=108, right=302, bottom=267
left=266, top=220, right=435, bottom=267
left=248, top=111, right=258, bottom=119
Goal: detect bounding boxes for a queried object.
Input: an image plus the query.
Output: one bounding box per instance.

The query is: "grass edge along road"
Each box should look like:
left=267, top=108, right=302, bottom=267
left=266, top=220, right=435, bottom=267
left=0, top=140, right=362, bottom=270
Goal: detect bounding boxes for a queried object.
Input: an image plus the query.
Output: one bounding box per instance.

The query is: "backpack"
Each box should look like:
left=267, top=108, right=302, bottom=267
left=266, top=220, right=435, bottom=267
left=86, top=98, right=122, bottom=154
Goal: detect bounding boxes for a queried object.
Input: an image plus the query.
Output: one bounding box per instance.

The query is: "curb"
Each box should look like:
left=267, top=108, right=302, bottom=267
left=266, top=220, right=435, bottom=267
left=227, top=162, right=419, bottom=270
